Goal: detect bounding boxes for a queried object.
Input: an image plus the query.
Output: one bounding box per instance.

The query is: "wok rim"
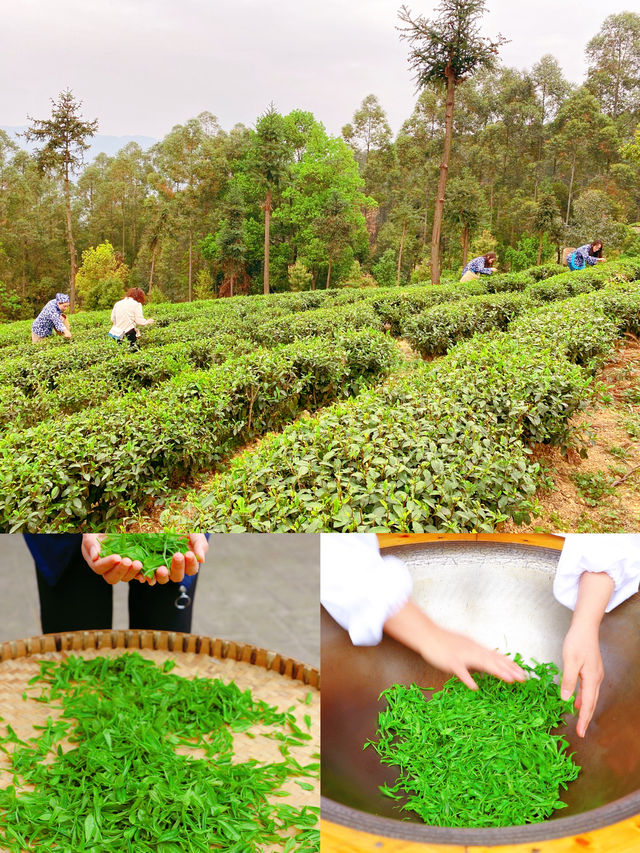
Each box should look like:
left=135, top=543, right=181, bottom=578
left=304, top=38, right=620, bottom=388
left=321, top=790, right=640, bottom=844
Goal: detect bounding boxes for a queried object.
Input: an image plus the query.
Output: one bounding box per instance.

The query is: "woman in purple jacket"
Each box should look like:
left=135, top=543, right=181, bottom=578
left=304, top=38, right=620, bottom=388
left=568, top=241, right=606, bottom=271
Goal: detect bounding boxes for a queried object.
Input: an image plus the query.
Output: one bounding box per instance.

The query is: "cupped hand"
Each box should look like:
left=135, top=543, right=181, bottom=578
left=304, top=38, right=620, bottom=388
left=150, top=534, right=209, bottom=585
left=81, top=534, right=144, bottom=585
left=561, top=623, right=604, bottom=737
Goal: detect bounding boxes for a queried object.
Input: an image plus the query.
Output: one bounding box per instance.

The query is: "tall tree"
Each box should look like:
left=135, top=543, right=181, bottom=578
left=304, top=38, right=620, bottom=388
left=532, top=187, right=563, bottom=264
left=548, top=88, right=618, bottom=225
left=23, top=90, right=98, bottom=309
left=251, top=107, right=290, bottom=294
left=443, top=176, right=484, bottom=267
left=398, top=1, right=506, bottom=284
left=586, top=12, right=640, bottom=122
left=281, top=127, right=373, bottom=288
left=200, top=181, right=248, bottom=297
left=531, top=54, right=571, bottom=192
left=342, top=94, right=392, bottom=161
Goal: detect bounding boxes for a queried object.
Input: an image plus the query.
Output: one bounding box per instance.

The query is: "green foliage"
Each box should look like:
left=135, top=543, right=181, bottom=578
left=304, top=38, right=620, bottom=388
left=366, top=661, right=579, bottom=827
left=404, top=292, right=533, bottom=356
left=372, top=249, right=397, bottom=287
left=288, top=260, right=313, bottom=292
left=470, top=229, right=498, bottom=258
left=0, top=281, right=21, bottom=321
left=76, top=241, right=129, bottom=308
left=0, top=332, right=396, bottom=530
left=504, top=235, right=555, bottom=271
left=0, top=653, right=318, bottom=852
left=398, top=1, right=507, bottom=86
left=193, top=269, right=214, bottom=300
left=84, top=275, right=126, bottom=310
left=100, top=533, right=190, bottom=579
left=340, top=260, right=377, bottom=289
left=568, top=189, right=630, bottom=251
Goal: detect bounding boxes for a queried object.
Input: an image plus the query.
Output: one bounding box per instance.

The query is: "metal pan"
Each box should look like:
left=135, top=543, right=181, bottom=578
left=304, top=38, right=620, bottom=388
left=321, top=539, right=640, bottom=845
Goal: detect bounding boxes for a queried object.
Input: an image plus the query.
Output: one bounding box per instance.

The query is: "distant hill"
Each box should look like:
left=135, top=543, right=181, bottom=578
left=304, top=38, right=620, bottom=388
left=1, top=126, right=157, bottom=161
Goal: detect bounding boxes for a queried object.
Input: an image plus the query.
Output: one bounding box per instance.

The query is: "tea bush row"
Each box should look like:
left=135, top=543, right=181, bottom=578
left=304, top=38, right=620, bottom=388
left=0, top=329, right=398, bottom=531
left=186, top=281, right=638, bottom=532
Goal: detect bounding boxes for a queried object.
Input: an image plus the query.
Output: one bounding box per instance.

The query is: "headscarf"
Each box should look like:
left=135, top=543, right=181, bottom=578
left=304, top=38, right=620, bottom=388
left=56, top=293, right=70, bottom=304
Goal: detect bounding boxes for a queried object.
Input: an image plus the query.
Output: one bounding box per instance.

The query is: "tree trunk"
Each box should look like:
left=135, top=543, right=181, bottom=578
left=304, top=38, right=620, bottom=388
left=460, top=224, right=470, bottom=267
left=188, top=229, right=193, bottom=302
left=63, top=158, right=77, bottom=310
left=326, top=259, right=332, bottom=289
left=537, top=232, right=544, bottom=265
left=149, top=246, right=157, bottom=294
left=396, top=219, right=407, bottom=286
left=565, top=153, right=576, bottom=226
left=263, top=188, right=272, bottom=295
left=430, top=70, right=456, bottom=285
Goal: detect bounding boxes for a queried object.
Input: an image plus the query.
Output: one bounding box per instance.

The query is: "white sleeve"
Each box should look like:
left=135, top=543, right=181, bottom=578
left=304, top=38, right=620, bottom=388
left=553, top=534, right=640, bottom=612
left=320, top=533, right=412, bottom=645
left=134, top=302, right=145, bottom=324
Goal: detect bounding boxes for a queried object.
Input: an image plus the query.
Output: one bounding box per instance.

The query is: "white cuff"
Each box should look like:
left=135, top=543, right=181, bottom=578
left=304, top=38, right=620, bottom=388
left=320, top=534, right=412, bottom=645
left=553, top=534, right=640, bottom=612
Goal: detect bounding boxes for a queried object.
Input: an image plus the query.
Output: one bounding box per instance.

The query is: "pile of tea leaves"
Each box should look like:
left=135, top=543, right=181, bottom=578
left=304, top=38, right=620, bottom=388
left=365, top=656, right=580, bottom=827
left=0, top=653, right=319, bottom=852
left=99, top=533, right=192, bottom=579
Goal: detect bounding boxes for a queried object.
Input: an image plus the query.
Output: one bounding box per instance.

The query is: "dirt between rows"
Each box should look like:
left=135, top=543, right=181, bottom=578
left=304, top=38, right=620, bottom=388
left=502, top=337, right=640, bottom=533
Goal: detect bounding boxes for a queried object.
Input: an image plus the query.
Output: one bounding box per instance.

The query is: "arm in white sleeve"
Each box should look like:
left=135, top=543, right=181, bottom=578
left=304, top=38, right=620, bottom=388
left=320, top=534, right=412, bottom=645
left=554, top=534, right=640, bottom=613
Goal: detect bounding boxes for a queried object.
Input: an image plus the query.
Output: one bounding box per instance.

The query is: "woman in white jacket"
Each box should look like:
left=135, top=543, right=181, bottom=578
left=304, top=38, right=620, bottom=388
left=109, top=288, right=154, bottom=350
left=321, top=534, right=640, bottom=738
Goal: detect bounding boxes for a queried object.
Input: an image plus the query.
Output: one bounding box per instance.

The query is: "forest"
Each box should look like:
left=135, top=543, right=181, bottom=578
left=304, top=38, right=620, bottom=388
left=1, top=9, right=640, bottom=319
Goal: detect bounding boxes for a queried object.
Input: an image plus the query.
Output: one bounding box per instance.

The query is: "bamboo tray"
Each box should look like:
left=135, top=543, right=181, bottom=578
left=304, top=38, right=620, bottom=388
left=0, top=630, right=320, bottom=851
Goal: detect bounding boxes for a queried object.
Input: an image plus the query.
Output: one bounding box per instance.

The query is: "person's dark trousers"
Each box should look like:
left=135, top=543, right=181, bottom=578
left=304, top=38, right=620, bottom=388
left=35, top=549, right=198, bottom=634
left=124, top=328, right=139, bottom=350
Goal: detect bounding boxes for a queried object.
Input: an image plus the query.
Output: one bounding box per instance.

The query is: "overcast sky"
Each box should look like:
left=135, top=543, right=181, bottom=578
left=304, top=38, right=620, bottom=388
left=0, top=0, right=632, bottom=140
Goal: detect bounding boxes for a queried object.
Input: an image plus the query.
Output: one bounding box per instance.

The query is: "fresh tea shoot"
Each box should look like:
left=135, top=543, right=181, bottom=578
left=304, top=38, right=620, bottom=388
left=100, top=533, right=191, bottom=579
left=366, top=657, right=580, bottom=827
left=0, top=653, right=319, bottom=852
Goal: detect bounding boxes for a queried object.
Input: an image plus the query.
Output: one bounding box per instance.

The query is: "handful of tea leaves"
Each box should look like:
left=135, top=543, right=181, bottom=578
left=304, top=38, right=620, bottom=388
left=99, top=532, right=191, bottom=579
left=366, top=657, right=580, bottom=827
left=0, top=653, right=319, bottom=852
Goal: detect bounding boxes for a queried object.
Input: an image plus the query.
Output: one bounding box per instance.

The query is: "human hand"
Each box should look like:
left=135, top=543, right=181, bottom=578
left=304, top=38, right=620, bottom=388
left=560, top=570, right=613, bottom=737
left=383, top=601, right=526, bottom=690
left=81, top=534, right=144, bottom=585
left=152, top=534, right=209, bottom=585
left=418, top=623, right=526, bottom=690
left=561, top=623, right=603, bottom=738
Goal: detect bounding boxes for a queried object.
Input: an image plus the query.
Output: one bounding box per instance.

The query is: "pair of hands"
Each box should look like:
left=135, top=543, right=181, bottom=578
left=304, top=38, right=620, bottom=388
left=385, top=570, right=613, bottom=738
left=81, top=534, right=208, bottom=586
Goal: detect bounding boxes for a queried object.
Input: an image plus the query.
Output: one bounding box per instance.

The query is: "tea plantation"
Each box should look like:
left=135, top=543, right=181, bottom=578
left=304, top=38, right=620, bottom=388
left=1, top=258, right=639, bottom=532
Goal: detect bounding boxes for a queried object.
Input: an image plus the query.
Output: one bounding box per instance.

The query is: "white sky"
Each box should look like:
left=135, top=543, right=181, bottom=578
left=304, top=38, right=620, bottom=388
left=0, top=0, right=633, bottom=139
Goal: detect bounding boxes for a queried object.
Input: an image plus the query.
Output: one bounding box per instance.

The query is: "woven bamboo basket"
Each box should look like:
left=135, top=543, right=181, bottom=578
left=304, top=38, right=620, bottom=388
left=0, top=629, right=320, bottom=851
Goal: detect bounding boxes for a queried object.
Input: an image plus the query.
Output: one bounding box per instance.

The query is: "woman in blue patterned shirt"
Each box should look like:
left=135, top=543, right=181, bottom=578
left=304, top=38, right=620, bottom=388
left=31, top=293, right=72, bottom=343
left=568, top=241, right=605, bottom=271
left=460, top=252, right=497, bottom=282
